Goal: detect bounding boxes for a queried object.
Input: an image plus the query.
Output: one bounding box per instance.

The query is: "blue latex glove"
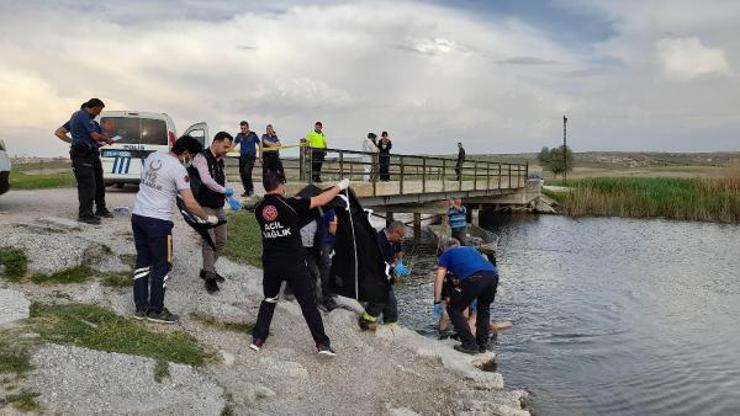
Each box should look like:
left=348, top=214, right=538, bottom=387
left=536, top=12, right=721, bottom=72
left=395, top=260, right=411, bottom=277
left=227, top=195, right=243, bottom=211
left=224, top=186, right=235, bottom=197
left=433, top=303, right=443, bottom=319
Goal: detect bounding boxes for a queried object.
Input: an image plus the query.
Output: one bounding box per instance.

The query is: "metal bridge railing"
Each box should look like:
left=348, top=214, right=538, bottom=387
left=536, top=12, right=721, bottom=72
left=224, top=144, right=528, bottom=197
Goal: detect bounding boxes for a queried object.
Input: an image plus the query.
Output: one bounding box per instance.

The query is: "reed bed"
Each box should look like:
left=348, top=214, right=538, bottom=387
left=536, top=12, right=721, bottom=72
left=556, top=171, right=740, bottom=223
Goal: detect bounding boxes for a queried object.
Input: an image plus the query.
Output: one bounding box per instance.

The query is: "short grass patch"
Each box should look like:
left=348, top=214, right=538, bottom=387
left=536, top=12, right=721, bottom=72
left=153, top=359, right=170, bottom=383
left=9, top=171, right=76, bottom=190
left=99, top=270, right=132, bottom=288
left=0, top=247, right=29, bottom=282
left=30, top=302, right=212, bottom=366
left=30, top=264, right=94, bottom=285
left=5, top=391, right=41, bottom=411
left=0, top=337, right=33, bottom=376
left=223, top=211, right=262, bottom=268
left=189, top=312, right=254, bottom=334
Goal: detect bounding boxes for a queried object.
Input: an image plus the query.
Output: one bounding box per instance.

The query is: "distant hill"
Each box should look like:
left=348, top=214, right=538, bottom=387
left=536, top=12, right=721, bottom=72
left=466, top=151, right=740, bottom=169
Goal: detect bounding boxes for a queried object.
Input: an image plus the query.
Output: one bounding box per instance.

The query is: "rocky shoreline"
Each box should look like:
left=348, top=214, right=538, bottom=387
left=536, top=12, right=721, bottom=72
left=0, top=188, right=530, bottom=416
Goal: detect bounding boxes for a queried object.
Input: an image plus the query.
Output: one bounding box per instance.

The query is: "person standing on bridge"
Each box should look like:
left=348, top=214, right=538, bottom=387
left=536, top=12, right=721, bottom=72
left=306, top=121, right=327, bottom=182
left=233, top=121, right=260, bottom=197
left=378, top=131, right=392, bottom=181
left=262, top=124, right=285, bottom=183
left=361, top=132, right=378, bottom=181
left=455, top=142, right=465, bottom=181
left=433, top=237, right=498, bottom=354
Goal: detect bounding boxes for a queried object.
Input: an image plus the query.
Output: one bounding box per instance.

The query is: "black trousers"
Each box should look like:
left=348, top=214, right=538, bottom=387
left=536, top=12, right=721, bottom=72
left=253, top=258, right=331, bottom=346
left=365, top=286, right=398, bottom=323
left=379, top=154, right=390, bottom=181
left=70, top=146, right=106, bottom=218
left=239, top=155, right=256, bottom=195
left=318, top=242, right=335, bottom=303
left=131, top=214, right=173, bottom=313
left=262, top=153, right=285, bottom=183
left=447, top=270, right=498, bottom=349
left=311, top=149, right=325, bottom=181
left=455, top=164, right=463, bottom=181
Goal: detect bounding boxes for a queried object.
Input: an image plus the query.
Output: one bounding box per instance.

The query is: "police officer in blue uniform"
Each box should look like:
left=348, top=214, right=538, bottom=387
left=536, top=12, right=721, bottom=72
left=65, top=98, right=113, bottom=224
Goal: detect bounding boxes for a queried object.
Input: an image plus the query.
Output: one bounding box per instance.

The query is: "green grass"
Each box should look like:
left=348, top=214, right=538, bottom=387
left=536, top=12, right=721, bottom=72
left=189, top=312, right=254, bottom=334
left=9, top=170, right=76, bottom=190
left=556, top=175, right=740, bottom=223
left=5, top=391, right=41, bottom=411
left=99, top=270, right=132, bottom=288
left=153, top=359, right=170, bottom=383
left=30, top=265, right=94, bottom=285
left=223, top=211, right=263, bottom=268
left=0, top=338, right=33, bottom=376
left=30, top=303, right=212, bottom=366
left=0, top=247, right=28, bottom=282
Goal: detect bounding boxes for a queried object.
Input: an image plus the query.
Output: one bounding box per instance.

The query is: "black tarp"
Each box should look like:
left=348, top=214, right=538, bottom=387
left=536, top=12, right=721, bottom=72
left=175, top=197, right=227, bottom=250
left=324, top=188, right=390, bottom=304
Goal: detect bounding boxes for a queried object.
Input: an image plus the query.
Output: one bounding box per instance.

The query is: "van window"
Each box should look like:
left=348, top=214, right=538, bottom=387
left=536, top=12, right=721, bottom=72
left=100, top=117, right=168, bottom=146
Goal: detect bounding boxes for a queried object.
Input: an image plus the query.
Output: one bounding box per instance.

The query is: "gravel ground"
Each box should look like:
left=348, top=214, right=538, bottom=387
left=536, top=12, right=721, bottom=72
left=0, top=187, right=530, bottom=416
left=0, top=289, right=29, bottom=325
left=29, top=344, right=225, bottom=416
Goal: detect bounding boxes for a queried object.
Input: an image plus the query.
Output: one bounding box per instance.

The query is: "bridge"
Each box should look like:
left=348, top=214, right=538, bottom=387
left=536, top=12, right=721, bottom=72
left=224, top=146, right=543, bottom=235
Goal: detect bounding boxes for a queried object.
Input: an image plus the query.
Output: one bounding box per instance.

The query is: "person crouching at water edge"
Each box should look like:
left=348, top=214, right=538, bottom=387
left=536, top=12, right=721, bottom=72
left=250, top=170, right=350, bottom=356
left=131, top=136, right=219, bottom=323
left=433, top=238, right=498, bottom=354
left=358, top=221, right=407, bottom=331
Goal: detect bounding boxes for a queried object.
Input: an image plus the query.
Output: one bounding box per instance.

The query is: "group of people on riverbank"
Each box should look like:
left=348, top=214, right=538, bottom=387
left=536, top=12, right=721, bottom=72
left=56, top=99, right=498, bottom=357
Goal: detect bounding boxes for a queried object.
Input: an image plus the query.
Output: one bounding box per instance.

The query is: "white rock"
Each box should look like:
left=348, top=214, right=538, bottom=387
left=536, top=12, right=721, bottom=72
left=0, top=288, right=30, bottom=325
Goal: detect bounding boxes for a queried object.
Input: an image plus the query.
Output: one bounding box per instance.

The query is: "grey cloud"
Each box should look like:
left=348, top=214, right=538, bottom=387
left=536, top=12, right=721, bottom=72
left=496, top=56, right=559, bottom=65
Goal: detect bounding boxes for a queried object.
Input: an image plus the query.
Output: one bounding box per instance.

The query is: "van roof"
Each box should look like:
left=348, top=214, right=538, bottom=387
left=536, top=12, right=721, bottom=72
left=101, top=111, right=173, bottom=121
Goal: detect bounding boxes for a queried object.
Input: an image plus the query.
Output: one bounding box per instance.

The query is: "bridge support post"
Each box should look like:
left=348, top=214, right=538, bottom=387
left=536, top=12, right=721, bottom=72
left=471, top=207, right=480, bottom=227
left=413, top=213, right=422, bottom=241
left=386, top=211, right=394, bottom=228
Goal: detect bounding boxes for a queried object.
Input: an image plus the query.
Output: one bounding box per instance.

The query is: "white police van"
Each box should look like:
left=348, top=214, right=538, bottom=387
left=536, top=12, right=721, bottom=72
left=100, top=111, right=208, bottom=187
left=0, top=139, right=10, bottom=195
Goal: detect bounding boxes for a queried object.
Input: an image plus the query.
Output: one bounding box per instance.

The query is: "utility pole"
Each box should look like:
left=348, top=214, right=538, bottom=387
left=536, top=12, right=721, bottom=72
left=563, top=114, right=568, bottom=185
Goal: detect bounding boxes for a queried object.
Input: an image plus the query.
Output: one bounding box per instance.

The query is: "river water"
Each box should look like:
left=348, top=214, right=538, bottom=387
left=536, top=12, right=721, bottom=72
left=394, top=215, right=740, bottom=415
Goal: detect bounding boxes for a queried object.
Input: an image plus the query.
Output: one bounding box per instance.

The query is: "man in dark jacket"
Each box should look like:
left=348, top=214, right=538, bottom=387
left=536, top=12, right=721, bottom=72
left=251, top=171, right=349, bottom=356
left=377, top=131, right=392, bottom=181
left=358, top=221, right=406, bottom=330
left=189, top=131, right=234, bottom=293
left=455, top=142, right=465, bottom=181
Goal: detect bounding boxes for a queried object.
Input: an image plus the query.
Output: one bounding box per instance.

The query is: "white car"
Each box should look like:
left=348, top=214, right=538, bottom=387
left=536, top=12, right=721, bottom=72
left=0, top=139, right=10, bottom=195
left=99, top=111, right=208, bottom=187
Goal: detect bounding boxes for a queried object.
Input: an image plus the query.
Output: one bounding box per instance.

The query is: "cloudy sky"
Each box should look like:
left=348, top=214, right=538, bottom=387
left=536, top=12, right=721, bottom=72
left=1, top=0, right=738, bottom=157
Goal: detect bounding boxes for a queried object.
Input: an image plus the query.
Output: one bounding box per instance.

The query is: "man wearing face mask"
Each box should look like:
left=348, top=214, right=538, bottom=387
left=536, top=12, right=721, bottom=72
left=189, top=131, right=234, bottom=293
left=131, top=135, right=218, bottom=323
left=65, top=98, right=114, bottom=224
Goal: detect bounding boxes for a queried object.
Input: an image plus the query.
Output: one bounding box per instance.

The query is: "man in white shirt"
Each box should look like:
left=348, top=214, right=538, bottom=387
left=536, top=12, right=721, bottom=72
left=131, top=135, right=217, bottom=323
left=361, top=132, right=378, bottom=181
